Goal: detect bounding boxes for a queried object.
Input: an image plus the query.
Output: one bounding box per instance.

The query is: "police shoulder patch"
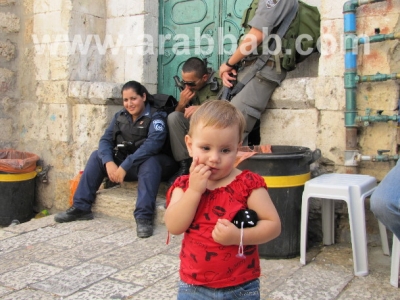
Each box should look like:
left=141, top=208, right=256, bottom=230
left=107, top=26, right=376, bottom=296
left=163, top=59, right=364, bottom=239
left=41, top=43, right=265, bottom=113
left=265, top=0, right=280, bottom=8
left=153, top=119, right=165, bottom=132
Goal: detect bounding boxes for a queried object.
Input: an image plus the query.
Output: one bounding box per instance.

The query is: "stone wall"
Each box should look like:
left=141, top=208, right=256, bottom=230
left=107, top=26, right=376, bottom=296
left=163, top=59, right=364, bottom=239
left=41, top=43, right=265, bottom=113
left=259, top=0, right=399, bottom=244
left=261, top=0, right=400, bottom=181
left=0, top=0, right=158, bottom=211
left=0, top=0, right=18, bottom=148
left=0, top=0, right=398, bottom=244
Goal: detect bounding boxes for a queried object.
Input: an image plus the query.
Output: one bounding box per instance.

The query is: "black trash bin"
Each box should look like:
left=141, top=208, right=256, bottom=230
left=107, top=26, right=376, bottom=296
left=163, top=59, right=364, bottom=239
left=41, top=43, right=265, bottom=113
left=0, top=149, right=39, bottom=226
left=237, top=145, right=320, bottom=259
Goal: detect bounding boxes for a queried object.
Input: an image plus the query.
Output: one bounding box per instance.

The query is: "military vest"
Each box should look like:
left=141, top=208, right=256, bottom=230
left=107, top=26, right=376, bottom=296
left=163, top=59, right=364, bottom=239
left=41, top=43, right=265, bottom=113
left=194, top=71, right=222, bottom=105
left=113, top=111, right=152, bottom=156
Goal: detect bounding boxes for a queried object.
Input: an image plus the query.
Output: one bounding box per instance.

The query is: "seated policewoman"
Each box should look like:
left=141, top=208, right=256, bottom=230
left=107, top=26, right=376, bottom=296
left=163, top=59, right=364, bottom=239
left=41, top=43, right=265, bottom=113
left=54, top=80, right=178, bottom=238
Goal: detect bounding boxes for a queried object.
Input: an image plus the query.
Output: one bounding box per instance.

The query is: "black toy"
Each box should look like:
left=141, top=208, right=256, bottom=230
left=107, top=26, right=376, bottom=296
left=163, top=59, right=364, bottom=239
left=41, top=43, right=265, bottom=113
left=232, top=209, right=258, bottom=228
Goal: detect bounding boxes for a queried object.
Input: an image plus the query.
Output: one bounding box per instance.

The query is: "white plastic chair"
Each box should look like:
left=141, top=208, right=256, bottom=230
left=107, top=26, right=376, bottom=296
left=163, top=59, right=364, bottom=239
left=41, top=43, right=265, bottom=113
left=390, top=234, right=400, bottom=287
left=300, top=173, right=377, bottom=276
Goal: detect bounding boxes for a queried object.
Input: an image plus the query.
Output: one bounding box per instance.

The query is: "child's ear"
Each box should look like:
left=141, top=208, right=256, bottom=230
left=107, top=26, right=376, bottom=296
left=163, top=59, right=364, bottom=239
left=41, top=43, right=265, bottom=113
left=236, top=141, right=242, bottom=152
left=185, top=135, right=193, bottom=157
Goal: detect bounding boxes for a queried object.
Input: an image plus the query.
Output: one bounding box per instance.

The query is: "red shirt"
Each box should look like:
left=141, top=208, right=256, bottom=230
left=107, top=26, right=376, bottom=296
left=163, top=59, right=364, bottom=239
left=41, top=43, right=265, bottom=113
left=169, top=170, right=267, bottom=288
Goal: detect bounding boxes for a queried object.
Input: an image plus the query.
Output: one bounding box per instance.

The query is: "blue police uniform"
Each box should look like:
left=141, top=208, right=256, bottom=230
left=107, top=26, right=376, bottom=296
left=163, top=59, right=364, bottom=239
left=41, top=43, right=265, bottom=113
left=73, top=102, right=178, bottom=221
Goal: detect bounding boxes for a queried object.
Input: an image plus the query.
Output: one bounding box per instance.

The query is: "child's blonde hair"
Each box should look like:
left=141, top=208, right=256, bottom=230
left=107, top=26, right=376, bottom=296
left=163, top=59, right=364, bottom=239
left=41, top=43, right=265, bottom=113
left=188, top=100, right=246, bottom=142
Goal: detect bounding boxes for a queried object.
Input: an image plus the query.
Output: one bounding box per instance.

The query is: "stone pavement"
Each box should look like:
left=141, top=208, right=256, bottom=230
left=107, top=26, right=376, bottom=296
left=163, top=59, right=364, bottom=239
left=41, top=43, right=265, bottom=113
left=0, top=215, right=398, bottom=300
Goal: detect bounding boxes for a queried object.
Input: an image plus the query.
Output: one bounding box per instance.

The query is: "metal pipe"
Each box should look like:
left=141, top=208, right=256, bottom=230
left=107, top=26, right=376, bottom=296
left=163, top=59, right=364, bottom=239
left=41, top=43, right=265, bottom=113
left=343, top=0, right=388, bottom=168
left=359, top=32, right=400, bottom=44
left=356, top=73, right=400, bottom=83
left=356, top=114, right=400, bottom=123
left=359, top=154, right=399, bottom=162
left=355, top=108, right=400, bottom=125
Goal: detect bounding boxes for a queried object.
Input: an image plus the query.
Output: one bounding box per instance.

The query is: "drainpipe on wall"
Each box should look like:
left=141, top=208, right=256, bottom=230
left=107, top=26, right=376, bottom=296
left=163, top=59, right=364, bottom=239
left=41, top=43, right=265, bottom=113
left=343, top=0, right=399, bottom=170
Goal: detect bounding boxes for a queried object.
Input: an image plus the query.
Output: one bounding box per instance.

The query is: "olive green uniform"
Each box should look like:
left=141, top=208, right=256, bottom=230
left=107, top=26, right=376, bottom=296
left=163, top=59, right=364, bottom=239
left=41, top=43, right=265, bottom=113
left=232, top=0, right=297, bottom=140
left=168, top=72, right=222, bottom=162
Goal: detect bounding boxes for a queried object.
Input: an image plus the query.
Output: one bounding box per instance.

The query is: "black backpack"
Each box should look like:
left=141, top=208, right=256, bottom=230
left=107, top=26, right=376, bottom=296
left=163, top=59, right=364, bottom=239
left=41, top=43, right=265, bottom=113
left=152, top=94, right=178, bottom=115
left=151, top=94, right=178, bottom=158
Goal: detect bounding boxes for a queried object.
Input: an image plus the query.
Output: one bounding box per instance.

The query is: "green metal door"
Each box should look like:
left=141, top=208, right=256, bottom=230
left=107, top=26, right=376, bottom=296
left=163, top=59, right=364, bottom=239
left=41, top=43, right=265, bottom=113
left=158, top=0, right=252, bottom=97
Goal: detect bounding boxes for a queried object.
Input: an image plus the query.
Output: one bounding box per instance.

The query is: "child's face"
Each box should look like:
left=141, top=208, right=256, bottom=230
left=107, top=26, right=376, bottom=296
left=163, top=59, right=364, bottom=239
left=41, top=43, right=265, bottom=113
left=185, top=122, right=241, bottom=181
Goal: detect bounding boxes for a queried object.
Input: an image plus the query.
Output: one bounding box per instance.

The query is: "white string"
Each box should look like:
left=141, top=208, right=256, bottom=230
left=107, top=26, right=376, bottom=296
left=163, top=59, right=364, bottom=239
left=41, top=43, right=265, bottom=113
left=236, top=221, right=246, bottom=259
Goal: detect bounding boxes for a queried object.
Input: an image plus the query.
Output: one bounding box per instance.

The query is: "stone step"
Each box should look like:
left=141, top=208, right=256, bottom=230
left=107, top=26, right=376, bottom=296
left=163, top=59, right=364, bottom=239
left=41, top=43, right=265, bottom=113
left=93, top=182, right=170, bottom=225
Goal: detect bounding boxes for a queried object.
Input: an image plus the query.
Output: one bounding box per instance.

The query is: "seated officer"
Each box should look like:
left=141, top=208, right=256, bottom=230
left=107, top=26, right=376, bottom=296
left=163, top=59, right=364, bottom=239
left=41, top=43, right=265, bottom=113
left=54, top=81, right=178, bottom=238
left=167, top=57, right=221, bottom=186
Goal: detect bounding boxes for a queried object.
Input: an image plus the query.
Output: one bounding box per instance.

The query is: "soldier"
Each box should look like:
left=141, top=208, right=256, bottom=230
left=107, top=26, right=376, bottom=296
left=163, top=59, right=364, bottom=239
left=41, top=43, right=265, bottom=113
left=167, top=57, right=221, bottom=186
left=219, top=0, right=298, bottom=142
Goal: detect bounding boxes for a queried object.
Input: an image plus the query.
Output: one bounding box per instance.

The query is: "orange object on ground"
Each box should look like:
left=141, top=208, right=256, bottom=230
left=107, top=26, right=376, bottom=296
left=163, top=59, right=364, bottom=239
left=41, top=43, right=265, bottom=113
left=0, top=149, right=40, bottom=173
left=69, top=171, right=83, bottom=206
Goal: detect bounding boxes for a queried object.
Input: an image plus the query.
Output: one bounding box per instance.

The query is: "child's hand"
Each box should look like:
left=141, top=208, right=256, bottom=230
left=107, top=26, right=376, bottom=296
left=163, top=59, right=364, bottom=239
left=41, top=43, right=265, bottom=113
left=212, top=219, right=240, bottom=246
left=188, top=157, right=211, bottom=194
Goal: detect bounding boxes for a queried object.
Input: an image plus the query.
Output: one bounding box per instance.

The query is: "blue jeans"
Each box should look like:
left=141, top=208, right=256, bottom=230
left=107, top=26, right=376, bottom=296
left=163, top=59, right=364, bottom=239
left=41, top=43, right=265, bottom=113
left=73, top=150, right=178, bottom=220
left=177, top=279, right=260, bottom=300
left=370, top=159, right=400, bottom=239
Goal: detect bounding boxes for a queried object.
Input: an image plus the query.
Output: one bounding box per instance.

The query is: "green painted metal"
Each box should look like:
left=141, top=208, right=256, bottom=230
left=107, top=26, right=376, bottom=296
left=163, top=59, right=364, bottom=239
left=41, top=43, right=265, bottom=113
left=356, top=73, right=400, bottom=83
left=372, top=150, right=399, bottom=162
left=343, top=0, right=386, bottom=13
left=344, top=72, right=357, bottom=127
left=359, top=32, right=399, bottom=44
left=158, top=0, right=252, bottom=97
left=343, top=0, right=359, bottom=13
left=356, top=108, right=400, bottom=125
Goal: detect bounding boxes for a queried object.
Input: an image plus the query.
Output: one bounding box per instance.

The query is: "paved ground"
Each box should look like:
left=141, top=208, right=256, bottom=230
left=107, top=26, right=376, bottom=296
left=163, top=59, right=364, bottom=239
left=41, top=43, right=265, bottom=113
left=0, top=215, right=398, bottom=299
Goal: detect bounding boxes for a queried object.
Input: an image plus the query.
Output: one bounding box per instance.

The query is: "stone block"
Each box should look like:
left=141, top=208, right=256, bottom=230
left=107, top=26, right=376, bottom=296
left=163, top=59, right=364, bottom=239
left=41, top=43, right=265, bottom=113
left=316, top=111, right=346, bottom=165
left=1, top=96, right=16, bottom=111
left=33, top=50, right=50, bottom=80
left=94, top=185, right=168, bottom=224
left=33, top=11, right=69, bottom=38
left=36, top=80, right=68, bottom=104
left=315, top=76, right=345, bottom=111
left=0, top=67, right=14, bottom=93
left=260, top=108, right=319, bottom=150
left=69, top=46, right=106, bottom=82
left=0, top=12, right=19, bottom=33
left=357, top=1, right=400, bottom=17
left=72, top=104, right=111, bottom=166
left=358, top=122, right=398, bottom=157
left=356, top=81, right=399, bottom=113
left=45, top=104, right=71, bottom=142
left=360, top=42, right=398, bottom=76
left=0, top=0, right=16, bottom=6
left=72, top=0, right=106, bottom=18
left=88, top=82, right=121, bottom=104
left=320, top=1, right=344, bottom=20
left=0, top=39, right=15, bottom=60
left=107, top=0, right=145, bottom=18
left=0, top=118, right=12, bottom=140
left=140, top=52, right=158, bottom=85
left=106, top=15, right=145, bottom=48
left=50, top=55, right=69, bottom=80
left=125, top=50, right=156, bottom=84
left=33, top=0, right=70, bottom=14
left=270, top=77, right=316, bottom=109
left=319, top=19, right=344, bottom=77
left=105, top=49, right=125, bottom=83
left=69, top=11, right=106, bottom=41
left=22, top=0, right=33, bottom=15
left=23, top=16, right=34, bottom=44
left=68, top=81, right=122, bottom=103
left=358, top=160, right=396, bottom=182
left=144, top=0, right=159, bottom=17
left=286, top=52, right=320, bottom=79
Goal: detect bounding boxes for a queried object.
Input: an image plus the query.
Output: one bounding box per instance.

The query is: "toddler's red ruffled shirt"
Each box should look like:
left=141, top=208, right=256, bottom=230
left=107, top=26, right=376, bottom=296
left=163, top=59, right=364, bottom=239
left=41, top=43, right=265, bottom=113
left=168, top=170, right=267, bottom=288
